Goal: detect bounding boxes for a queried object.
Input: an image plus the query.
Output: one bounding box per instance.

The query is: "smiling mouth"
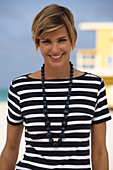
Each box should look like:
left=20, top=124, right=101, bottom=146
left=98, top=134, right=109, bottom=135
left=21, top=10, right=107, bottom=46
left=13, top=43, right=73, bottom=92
left=49, top=53, right=65, bottom=59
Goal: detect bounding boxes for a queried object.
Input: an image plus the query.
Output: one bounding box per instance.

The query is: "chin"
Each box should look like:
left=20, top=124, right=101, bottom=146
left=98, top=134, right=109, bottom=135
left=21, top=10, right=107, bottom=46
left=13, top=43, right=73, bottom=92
left=49, top=61, right=67, bottom=68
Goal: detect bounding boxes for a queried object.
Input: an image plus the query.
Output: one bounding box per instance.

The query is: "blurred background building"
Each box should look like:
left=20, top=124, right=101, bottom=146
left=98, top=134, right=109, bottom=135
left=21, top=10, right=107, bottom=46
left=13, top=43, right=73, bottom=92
left=76, top=22, right=113, bottom=108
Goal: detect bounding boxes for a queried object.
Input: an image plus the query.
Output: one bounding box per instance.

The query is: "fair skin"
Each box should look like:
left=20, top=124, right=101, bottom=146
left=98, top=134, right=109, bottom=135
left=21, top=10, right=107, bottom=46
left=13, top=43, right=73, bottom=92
left=0, top=26, right=109, bottom=170
left=0, top=124, right=23, bottom=170
left=91, top=122, right=109, bottom=170
left=30, top=26, right=84, bottom=80
left=39, top=26, right=72, bottom=79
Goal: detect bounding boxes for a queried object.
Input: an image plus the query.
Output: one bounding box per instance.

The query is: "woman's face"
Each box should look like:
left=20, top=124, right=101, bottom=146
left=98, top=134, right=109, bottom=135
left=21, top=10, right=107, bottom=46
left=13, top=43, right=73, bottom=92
left=39, top=26, right=72, bottom=68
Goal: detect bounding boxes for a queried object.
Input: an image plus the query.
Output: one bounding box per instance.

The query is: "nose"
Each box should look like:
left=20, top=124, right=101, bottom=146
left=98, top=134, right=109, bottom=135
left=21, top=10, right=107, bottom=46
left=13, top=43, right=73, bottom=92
left=51, top=42, right=59, bottom=54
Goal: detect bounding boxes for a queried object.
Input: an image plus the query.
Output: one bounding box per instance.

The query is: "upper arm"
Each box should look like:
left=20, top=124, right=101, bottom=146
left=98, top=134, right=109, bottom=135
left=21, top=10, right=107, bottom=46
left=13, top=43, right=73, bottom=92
left=91, top=122, right=107, bottom=154
left=6, top=81, right=24, bottom=149
left=5, top=123, right=23, bottom=151
left=0, top=123, right=23, bottom=169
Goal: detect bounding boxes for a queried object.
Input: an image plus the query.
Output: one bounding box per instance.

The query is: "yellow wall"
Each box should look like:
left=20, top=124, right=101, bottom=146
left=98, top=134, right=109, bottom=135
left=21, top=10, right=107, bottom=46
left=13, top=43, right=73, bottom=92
left=96, top=30, right=113, bottom=69
left=77, top=23, right=113, bottom=108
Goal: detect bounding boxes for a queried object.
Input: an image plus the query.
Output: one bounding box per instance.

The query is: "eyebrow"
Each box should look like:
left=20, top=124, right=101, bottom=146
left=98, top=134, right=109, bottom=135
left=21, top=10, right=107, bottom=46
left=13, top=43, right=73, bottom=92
left=57, top=36, right=67, bottom=40
left=41, top=36, right=68, bottom=41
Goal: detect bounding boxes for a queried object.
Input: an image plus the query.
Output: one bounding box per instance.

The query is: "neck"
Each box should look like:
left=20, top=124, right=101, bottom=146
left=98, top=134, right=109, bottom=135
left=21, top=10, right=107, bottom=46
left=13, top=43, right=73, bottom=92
left=44, top=62, right=70, bottom=79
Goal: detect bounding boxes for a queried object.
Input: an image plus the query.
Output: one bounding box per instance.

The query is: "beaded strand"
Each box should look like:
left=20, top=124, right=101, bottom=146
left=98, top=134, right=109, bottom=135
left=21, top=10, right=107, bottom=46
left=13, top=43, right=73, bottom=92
left=41, top=62, right=73, bottom=147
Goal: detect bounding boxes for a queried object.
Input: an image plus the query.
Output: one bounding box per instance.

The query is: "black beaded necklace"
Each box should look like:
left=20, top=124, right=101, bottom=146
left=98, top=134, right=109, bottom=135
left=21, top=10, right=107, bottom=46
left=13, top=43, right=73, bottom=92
left=41, top=61, right=73, bottom=147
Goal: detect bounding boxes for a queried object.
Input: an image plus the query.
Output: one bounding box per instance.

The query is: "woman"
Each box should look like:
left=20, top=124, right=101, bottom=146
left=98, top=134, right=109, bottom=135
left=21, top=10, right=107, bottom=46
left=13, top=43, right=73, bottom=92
left=0, top=4, right=111, bottom=170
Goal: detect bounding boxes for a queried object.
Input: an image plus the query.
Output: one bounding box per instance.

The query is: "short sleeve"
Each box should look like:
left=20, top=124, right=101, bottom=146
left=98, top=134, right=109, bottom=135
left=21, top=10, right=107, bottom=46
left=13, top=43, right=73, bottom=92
left=92, top=78, right=112, bottom=124
left=7, top=81, right=23, bottom=125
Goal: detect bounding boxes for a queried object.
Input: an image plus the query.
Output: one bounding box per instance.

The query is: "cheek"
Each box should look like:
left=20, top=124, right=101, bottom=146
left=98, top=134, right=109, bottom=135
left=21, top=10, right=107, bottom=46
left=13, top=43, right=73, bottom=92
left=62, top=41, right=71, bottom=51
left=40, top=45, right=48, bottom=57
left=64, top=44, right=71, bottom=53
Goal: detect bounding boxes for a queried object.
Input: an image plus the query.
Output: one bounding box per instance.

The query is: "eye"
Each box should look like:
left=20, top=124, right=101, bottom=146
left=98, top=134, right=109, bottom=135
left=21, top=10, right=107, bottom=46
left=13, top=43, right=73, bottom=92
left=42, top=39, right=51, bottom=44
left=58, top=38, right=67, bottom=43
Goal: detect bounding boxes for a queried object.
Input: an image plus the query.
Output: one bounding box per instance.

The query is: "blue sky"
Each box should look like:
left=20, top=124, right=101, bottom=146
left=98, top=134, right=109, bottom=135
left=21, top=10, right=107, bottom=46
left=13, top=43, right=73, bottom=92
left=0, top=0, right=113, bottom=89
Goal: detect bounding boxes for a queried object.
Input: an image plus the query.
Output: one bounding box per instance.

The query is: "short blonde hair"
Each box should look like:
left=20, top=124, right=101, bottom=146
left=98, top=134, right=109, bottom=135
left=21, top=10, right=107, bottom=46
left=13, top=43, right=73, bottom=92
left=31, top=4, right=77, bottom=50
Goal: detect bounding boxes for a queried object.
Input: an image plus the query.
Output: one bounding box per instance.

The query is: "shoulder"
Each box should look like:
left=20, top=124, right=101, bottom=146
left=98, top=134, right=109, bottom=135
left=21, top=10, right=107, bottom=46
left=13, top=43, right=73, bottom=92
left=10, top=70, right=42, bottom=90
left=74, top=69, right=102, bottom=82
left=74, top=69, right=105, bottom=93
left=11, top=74, right=29, bottom=86
left=84, top=72, right=104, bottom=87
left=11, top=70, right=41, bottom=84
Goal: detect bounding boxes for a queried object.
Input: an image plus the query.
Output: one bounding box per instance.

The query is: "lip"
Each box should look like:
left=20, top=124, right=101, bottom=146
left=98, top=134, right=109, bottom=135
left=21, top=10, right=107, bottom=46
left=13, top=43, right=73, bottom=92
left=49, top=53, right=64, bottom=61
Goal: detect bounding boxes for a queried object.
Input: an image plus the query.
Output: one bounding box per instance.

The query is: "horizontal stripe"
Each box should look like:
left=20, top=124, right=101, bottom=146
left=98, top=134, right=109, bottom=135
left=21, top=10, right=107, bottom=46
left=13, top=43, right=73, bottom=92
left=98, top=86, right=105, bottom=95
left=97, top=95, right=107, bottom=104
left=72, top=79, right=101, bottom=85
left=20, top=96, right=96, bottom=103
left=95, top=104, right=108, bottom=112
left=13, top=79, right=100, bottom=88
left=7, top=114, right=23, bottom=124
left=16, top=166, right=31, bottom=170
left=26, top=129, right=90, bottom=135
left=24, top=112, right=93, bottom=118
left=92, top=112, right=111, bottom=121
left=24, top=120, right=91, bottom=127
left=13, top=81, right=42, bottom=88
left=24, top=152, right=90, bottom=160
left=21, top=104, right=95, bottom=112
left=85, top=74, right=98, bottom=78
left=13, top=76, right=27, bottom=81
left=18, top=87, right=98, bottom=95
left=20, top=159, right=91, bottom=169
left=26, top=144, right=90, bottom=151
left=25, top=137, right=89, bottom=143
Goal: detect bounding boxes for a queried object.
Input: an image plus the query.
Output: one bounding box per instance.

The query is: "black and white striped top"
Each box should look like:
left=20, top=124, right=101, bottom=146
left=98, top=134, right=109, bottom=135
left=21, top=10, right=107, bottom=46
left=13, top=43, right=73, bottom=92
left=7, top=72, right=111, bottom=170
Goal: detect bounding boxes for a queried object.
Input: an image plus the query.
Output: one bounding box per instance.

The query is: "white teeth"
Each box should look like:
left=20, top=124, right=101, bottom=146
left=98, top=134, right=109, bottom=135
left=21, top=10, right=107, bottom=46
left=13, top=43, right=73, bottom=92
left=50, top=54, right=62, bottom=59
